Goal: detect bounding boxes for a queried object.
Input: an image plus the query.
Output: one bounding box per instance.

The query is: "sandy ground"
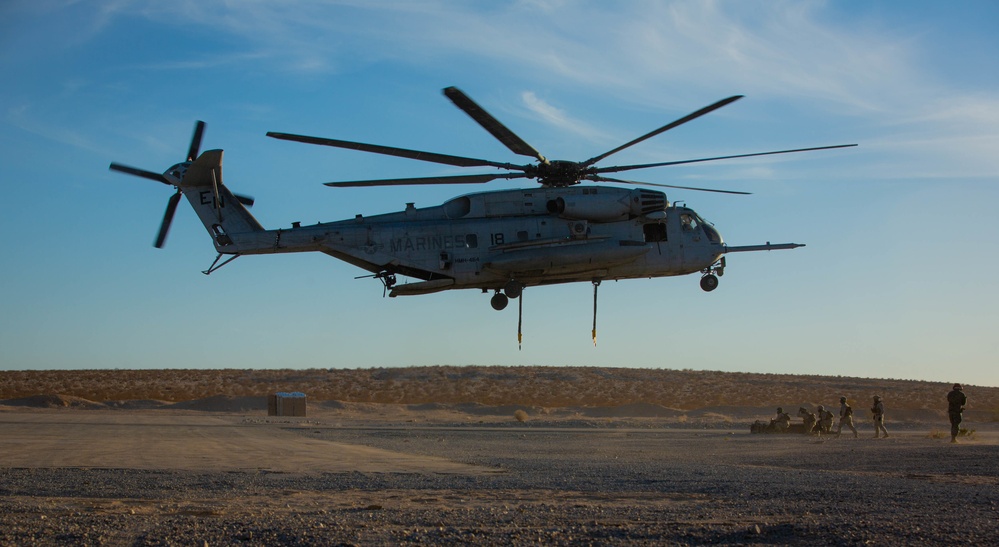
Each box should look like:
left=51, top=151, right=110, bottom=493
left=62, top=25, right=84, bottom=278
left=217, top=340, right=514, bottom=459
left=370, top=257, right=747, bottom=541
left=2, top=408, right=998, bottom=545
left=0, top=412, right=494, bottom=475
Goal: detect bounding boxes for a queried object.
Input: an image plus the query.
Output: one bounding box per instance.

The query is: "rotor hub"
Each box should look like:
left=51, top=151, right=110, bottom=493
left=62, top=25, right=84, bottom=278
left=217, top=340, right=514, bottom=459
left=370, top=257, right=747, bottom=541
left=532, top=160, right=594, bottom=187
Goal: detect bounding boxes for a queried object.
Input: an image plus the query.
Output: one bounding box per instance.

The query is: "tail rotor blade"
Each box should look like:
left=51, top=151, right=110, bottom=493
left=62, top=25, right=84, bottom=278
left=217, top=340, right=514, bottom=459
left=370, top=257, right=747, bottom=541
left=109, top=163, right=170, bottom=185
left=187, top=121, right=206, bottom=162
left=154, top=191, right=182, bottom=248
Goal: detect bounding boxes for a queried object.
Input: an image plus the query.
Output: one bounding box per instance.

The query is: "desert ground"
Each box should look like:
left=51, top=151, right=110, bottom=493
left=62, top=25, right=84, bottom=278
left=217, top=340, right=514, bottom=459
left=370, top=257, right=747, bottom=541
left=1, top=367, right=997, bottom=545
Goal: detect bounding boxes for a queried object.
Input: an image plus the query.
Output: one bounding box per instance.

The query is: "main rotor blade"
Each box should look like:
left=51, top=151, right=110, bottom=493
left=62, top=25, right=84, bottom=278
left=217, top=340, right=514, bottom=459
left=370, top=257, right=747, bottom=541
left=154, top=191, right=183, bottom=248
left=590, top=175, right=751, bottom=195
left=443, top=86, right=546, bottom=163
left=594, top=144, right=859, bottom=174
left=325, top=173, right=527, bottom=188
left=267, top=132, right=520, bottom=170
left=187, top=121, right=205, bottom=162
left=582, top=95, right=744, bottom=167
left=109, top=163, right=170, bottom=185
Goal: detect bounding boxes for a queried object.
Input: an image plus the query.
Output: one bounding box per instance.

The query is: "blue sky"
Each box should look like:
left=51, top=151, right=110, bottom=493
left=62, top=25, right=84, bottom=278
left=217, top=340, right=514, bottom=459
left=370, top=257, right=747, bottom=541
left=2, top=1, right=998, bottom=387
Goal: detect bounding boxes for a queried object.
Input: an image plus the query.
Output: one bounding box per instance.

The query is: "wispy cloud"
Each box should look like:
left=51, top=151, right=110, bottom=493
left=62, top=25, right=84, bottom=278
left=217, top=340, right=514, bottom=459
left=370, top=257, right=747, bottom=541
left=8, top=0, right=999, bottom=179
left=6, top=103, right=114, bottom=156
left=114, top=51, right=272, bottom=73
left=519, top=91, right=604, bottom=142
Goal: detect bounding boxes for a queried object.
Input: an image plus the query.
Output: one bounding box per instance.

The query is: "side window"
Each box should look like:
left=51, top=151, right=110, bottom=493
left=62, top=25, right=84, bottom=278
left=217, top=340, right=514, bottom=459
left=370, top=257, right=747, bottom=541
left=464, top=234, right=478, bottom=248
left=643, top=223, right=667, bottom=243
left=680, top=213, right=698, bottom=232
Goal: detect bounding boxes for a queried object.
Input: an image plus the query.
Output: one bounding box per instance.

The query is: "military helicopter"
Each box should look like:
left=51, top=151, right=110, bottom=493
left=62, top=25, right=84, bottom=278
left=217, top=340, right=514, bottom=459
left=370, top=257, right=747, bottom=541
left=110, top=87, right=855, bottom=345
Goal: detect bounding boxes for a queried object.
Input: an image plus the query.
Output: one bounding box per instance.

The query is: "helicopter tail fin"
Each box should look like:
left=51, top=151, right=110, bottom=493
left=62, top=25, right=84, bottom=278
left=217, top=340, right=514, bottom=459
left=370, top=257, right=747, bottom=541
left=179, top=149, right=264, bottom=251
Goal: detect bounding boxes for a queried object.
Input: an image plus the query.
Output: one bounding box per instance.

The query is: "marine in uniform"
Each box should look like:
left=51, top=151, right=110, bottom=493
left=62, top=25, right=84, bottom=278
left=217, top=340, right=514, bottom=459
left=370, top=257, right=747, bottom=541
left=835, top=396, right=858, bottom=437
left=947, top=383, right=967, bottom=443
left=871, top=395, right=888, bottom=438
left=816, top=405, right=834, bottom=434
left=772, top=407, right=791, bottom=433
left=798, top=407, right=817, bottom=434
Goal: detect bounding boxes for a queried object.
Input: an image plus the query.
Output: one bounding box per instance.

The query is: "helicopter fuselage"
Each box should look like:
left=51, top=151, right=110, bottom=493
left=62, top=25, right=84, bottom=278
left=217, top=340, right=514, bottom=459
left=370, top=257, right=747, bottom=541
left=216, top=185, right=726, bottom=297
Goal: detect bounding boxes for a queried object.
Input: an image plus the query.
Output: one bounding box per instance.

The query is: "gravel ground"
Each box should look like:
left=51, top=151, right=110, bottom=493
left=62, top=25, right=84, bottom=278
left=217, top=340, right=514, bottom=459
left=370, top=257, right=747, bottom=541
left=2, top=424, right=997, bottom=546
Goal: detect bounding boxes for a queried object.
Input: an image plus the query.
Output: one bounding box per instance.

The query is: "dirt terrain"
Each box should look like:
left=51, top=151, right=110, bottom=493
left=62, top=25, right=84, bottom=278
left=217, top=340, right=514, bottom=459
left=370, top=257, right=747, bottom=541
left=1, top=367, right=997, bottom=545
left=3, top=366, right=997, bottom=413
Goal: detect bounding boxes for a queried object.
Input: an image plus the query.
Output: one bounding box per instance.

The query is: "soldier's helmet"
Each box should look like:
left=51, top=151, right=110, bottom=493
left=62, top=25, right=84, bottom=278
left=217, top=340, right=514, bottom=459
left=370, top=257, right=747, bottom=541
left=817, top=405, right=825, bottom=412
left=777, top=407, right=783, bottom=413
left=840, top=396, right=847, bottom=402
left=874, top=395, right=881, bottom=401
left=953, top=383, right=963, bottom=390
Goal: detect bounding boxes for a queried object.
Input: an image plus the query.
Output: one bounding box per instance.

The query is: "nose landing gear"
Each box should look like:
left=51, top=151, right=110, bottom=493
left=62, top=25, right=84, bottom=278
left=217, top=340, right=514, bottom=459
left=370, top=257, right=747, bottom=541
left=700, top=257, right=725, bottom=292
left=700, top=274, right=719, bottom=292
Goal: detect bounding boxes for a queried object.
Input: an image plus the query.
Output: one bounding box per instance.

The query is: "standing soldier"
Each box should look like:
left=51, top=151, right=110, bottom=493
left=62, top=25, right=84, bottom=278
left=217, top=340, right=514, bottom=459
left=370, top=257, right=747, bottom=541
left=835, top=396, right=858, bottom=438
left=947, top=384, right=967, bottom=443
left=871, top=395, right=889, bottom=438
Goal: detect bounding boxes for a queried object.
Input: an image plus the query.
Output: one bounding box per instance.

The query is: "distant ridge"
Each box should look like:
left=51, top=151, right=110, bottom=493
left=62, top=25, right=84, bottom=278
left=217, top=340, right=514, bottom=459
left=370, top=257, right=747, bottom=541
left=1, top=367, right=996, bottom=419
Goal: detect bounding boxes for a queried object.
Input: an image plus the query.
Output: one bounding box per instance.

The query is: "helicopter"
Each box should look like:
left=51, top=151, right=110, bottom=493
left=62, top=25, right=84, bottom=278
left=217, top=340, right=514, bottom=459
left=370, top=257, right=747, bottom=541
left=110, top=87, right=855, bottom=346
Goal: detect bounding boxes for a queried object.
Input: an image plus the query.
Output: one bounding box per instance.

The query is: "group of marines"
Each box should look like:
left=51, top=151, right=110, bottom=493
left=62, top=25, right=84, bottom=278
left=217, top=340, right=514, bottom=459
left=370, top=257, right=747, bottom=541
left=769, top=384, right=967, bottom=442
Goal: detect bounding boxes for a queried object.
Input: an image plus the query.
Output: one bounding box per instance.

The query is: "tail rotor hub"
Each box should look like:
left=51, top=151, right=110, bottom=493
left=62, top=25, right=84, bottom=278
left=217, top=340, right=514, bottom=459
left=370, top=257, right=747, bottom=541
left=165, top=162, right=190, bottom=184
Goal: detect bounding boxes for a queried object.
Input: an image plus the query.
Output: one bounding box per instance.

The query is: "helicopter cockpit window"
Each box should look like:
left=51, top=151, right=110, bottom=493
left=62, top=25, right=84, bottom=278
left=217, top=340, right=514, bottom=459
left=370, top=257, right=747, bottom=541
left=680, top=213, right=698, bottom=232
left=688, top=212, right=722, bottom=243
left=700, top=219, right=722, bottom=243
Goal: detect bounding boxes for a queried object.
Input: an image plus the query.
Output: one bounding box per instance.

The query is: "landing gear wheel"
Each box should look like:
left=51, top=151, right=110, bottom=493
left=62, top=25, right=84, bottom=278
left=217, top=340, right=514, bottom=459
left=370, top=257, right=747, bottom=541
left=503, top=280, right=523, bottom=299
left=490, top=292, right=509, bottom=311
left=700, top=274, right=719, bottom=292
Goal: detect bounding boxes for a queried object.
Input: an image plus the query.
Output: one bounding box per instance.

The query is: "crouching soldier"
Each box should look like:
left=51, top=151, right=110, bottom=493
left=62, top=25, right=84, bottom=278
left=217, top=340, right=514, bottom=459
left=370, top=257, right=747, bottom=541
left=798, top=407, right=817, bottom=434
left=771, top=407, right=791, bottom=433
left=816, top=405, right=835, bottom=434
left=835, top=396, right=858, bottom=438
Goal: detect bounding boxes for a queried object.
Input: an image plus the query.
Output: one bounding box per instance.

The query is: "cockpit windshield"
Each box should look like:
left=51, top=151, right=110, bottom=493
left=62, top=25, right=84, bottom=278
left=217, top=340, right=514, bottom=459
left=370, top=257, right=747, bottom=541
left=681, top=210, right=722, bottom=244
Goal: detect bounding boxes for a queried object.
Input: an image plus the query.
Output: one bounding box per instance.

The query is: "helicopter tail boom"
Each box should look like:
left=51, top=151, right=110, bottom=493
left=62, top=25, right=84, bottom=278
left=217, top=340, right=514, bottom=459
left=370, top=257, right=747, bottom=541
left=178, top=149, right=264, bottom=252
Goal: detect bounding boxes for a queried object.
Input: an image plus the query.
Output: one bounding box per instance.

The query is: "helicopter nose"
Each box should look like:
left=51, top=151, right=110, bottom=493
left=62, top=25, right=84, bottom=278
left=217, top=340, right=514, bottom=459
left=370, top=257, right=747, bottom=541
left=702, top=223, right=724, bottom=244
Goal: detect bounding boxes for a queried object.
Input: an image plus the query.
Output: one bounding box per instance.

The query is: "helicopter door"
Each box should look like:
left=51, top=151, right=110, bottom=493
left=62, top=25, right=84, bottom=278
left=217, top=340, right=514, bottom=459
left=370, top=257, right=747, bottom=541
left=642, top=222, right=667, bottom=243
left=675, top=211, right=709, bottom=271
left=642, top=216, right=679, bottom=272
left=666, top=211, right=685, bottom=270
